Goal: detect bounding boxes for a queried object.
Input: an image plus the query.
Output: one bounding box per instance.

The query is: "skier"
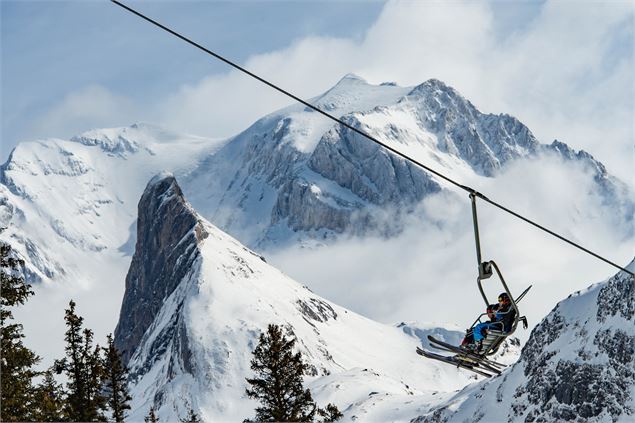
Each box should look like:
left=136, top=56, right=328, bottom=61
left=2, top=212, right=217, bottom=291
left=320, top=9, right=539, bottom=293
left=461, top=292, right=515, bottom=352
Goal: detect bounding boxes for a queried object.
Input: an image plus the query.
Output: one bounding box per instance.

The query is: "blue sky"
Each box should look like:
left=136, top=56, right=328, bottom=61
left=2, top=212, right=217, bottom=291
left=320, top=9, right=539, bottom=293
left=1, top=0, right=384, bottom=157
left=2, top=0, right=633, bottom=184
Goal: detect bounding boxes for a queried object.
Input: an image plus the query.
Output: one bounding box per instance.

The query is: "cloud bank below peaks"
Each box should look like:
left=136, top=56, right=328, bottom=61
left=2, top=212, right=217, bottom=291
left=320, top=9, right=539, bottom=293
left=267, top=153, right=634, bottom=343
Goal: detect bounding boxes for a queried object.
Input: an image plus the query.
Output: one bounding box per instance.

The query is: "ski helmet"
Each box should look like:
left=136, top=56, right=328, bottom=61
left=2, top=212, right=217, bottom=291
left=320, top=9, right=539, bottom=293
left=498, top=292, right=510, bottom=303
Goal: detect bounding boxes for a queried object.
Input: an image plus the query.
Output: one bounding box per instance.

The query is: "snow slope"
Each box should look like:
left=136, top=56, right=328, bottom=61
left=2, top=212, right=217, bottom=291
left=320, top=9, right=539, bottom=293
left=0, top=123, right=225, bottom=359
left=414, top=259, right=635, bottom=422
left=1, top=76, right=631, bottom=364
left=0, top=123, right=222, bottom=285
left=116, top=173, right=522, bottom=422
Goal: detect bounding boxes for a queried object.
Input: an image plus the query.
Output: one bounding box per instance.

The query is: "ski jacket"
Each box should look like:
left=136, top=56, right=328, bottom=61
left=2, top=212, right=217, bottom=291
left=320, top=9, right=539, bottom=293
left=493, top=303, right=516, bottom=333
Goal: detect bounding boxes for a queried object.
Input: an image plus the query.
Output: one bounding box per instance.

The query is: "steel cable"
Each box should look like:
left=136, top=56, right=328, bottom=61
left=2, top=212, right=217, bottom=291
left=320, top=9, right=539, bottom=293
left=110, top=0, right=634, bottom=277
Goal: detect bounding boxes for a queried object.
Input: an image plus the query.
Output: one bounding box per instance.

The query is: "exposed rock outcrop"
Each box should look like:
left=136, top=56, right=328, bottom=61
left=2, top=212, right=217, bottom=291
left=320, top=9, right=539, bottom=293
left=413, top=261, right=635, bottom=422
left=114, top=173, right=480, bottom=422
left=114, top=172, right=208, bottom=365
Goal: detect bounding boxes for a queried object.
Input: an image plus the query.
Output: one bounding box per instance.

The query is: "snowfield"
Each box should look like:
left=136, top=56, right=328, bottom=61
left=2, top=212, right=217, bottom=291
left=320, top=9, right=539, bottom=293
left=1, top=75, right=633, bottom=421
left=118, top=174, right=505, bottom=422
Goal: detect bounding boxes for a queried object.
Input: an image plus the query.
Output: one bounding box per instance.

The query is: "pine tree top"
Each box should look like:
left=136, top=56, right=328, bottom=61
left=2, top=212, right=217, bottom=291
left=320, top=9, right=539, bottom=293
left=245, top=324, right=316, bottom=422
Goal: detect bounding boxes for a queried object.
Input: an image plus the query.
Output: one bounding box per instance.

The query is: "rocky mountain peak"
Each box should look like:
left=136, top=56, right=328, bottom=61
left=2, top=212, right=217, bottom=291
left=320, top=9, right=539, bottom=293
left=406, top=78, right=473, bottom=110
left=414, top=259, right=635, bottom=422
left=113, top=174, right=483, bottom=421
left=114, top=173, right=208, bottom=364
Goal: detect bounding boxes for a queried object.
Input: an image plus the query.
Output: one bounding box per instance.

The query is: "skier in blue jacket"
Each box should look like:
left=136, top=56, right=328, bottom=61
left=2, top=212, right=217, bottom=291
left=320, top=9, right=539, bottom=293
left=461, top=292, right=515, bottom=351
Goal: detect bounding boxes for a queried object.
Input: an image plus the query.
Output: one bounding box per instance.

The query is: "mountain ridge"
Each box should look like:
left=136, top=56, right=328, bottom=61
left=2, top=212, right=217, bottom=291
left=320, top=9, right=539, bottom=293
left=0, top=75, right=631, bottom=369
left=116, top=173, right=520, bottom=422
left=414, top=260, right=635, bottom=422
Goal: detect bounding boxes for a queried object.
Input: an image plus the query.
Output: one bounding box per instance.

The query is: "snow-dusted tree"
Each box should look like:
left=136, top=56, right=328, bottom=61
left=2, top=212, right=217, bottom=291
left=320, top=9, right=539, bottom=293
left=179, top=407, right=200, bottom=422
left=317, top=403, right=343, bottom=422
left=245, top=324, right=316, bottom=422
left=103, top=333, right=132, bottom=422
left=0, top=235, right=40, bottom=421
left=144, top=406, right=159, bottom=423
left=55, top=300, right=106, bottom=421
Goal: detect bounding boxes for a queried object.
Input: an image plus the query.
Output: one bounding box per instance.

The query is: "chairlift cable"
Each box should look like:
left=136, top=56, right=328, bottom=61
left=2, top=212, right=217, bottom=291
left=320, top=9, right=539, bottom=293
left=110, top=0, right=634, bottom=277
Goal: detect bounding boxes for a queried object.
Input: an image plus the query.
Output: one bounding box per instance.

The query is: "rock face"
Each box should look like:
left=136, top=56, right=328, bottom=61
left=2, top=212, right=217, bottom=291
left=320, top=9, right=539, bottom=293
left=1, top=77, right=631, bottom=288
left=114, top=173, right=208, bottom=365
left=182, top=75, right=631, bottom=248
left=413, top=260, right=635, bottom=423
left=404, top=79, right=540, bottom=176
left=512, top=269, right=634, bottom=422
left=114, top=174, right=482, bottom=422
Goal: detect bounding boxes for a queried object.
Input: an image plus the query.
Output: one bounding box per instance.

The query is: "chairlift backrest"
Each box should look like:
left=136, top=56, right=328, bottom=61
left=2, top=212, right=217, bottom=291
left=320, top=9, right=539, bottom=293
left=477, top=260, right=521, bottom=337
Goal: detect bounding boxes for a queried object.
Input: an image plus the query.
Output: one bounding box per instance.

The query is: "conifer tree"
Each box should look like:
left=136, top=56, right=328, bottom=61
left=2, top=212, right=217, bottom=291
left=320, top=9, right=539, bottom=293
left=55, top=300, right=106, bottom=421
left=317, top=403, right=343, bottom=422
left=245, top=324, right=316, bottom=422
left=144, top=406, right=159, bottom=423
left=179, top=407, right=201, bottom=423
left=0, top=235, right=40, bottom=421
left=84, top=330, right=107, bottom=421
left=32, top=369, right=66, bottom=422
left=103, top=333, right=132, bottom=422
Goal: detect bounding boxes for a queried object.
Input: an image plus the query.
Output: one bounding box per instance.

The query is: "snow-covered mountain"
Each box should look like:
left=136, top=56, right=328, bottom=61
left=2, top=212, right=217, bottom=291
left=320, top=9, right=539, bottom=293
left=1, top=75, right=630, bottom=288
left=182, top=74, right=632, bottom=248
left=1, top=75, right=631, bottom=366
left=413, top=259, right=635, bottom=422
left=113, top=173, right=521, bottom=422
left=0, top=123, right=223, bottom=286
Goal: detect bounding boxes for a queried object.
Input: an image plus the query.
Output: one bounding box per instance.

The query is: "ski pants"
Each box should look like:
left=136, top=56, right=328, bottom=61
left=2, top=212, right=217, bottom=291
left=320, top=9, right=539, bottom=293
left=473, top=322, right=496, bottom=342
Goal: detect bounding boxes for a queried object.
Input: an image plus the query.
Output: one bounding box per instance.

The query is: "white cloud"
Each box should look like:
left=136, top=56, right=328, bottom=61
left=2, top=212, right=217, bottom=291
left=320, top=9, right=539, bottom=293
left=267, top=156, right=634, bottom=341
left=33, top=1, right=633, bottom=184
left=157, top=36, right=359, bottom=137
left=29, top=85, right=139, bottom=141
left=154, top=0, right=632, bottom=184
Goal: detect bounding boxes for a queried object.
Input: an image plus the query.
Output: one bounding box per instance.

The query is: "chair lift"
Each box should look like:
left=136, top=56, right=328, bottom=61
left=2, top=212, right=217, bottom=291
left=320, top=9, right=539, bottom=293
left=416, top=193, right=531, bottom=377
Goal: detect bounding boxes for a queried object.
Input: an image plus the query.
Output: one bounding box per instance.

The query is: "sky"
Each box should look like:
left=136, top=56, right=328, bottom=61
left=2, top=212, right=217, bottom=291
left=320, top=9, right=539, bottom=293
left=2, top=0, right=634, bottom=364
left=2, top=0, right=633, bottom=184
left=1, top=0, right=383, bottom=157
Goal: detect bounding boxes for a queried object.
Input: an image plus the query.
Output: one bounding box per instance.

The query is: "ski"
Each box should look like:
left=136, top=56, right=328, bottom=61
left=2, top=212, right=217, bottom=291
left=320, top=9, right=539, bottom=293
left=416, top=347, right=494, bottom=378
left=426, top=343, right=502, bottom=374
left=427, top=336, right=506, bottom=368
left=428, top=343, right=483, bottom=364
left=472, top=359, right=503, bottom=375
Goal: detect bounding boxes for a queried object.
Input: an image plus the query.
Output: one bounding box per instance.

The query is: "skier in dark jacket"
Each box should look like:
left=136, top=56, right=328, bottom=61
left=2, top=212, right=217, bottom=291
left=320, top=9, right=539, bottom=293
left=461, top=292, right=515, bottom=351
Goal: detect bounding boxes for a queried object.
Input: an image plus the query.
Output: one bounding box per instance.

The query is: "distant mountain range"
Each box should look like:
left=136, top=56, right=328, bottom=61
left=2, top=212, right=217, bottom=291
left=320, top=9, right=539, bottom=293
left=1, top=75, right=631, bottom=287
left=2, top=74, right=633, bottom=422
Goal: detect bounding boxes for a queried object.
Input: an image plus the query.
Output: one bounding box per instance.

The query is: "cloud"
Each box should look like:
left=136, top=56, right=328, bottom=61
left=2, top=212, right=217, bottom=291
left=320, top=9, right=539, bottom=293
left=267, top=156, right=634, bottom=341
left=156, top=35, right=359, bottom=137
left=29, top=85, right=140, bottom=141
left=156, top=0, right=632, bottom=184
left=29, top=1, right=632, bottom=184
